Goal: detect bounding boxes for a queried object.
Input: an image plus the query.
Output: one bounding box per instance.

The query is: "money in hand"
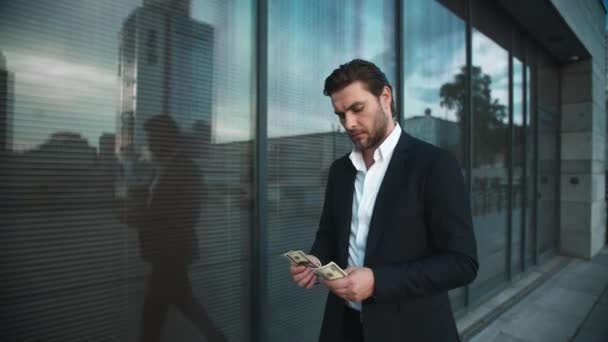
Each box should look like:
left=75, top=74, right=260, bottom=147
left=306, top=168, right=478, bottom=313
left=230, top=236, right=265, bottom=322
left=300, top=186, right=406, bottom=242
left=282, top=250, right=317, bottom=267
left=313, top=261, right=348, bottom=280
left=282, top=250, right=347, bottom=280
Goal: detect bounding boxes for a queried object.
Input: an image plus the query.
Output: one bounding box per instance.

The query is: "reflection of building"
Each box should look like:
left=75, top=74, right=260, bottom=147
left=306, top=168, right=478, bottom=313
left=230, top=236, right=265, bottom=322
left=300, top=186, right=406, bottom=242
left=209, top=130, right=351, bottom=193
left=117, top=0, right=213, bottom=155
left=206, top=131, right=351, bottom=230
left=404, top=110, right=460, bottom=149
left=0, top=51, right=14, bottom=152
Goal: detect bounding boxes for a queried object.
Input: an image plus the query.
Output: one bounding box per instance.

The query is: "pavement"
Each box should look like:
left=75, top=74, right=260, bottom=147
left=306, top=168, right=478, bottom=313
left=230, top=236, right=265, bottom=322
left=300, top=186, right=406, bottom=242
left=458, top=246, right=608, bottom=342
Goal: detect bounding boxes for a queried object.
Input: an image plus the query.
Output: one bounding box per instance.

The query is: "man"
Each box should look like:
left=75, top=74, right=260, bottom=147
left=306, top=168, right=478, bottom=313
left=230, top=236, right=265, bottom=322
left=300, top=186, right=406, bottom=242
left=290, top=59, right=478, bottom=342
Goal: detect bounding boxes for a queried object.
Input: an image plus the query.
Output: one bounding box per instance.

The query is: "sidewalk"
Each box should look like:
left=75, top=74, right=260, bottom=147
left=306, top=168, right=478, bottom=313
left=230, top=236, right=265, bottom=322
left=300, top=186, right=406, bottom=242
left=462, top=246, right=608, bottom=342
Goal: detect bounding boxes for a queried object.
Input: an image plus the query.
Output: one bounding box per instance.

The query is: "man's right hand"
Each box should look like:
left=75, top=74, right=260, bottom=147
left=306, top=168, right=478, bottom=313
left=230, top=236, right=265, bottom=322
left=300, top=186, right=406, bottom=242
left=290, top=255, right=321, bottom=289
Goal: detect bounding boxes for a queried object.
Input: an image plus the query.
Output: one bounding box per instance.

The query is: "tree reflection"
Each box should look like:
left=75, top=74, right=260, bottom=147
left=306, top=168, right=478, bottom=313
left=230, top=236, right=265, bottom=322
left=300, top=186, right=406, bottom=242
left=439, top=65, right=507, bottom=165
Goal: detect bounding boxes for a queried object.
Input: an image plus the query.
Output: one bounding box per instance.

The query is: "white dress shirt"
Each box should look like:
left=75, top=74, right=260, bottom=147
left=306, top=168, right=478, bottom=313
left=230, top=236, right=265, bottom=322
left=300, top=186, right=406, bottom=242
left=347, top=123, right=402, bottom=311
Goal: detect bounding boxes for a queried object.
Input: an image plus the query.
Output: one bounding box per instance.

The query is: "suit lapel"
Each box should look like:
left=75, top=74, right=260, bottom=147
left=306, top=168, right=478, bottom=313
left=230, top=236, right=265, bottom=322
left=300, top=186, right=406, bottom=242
left=364, top=131, right=413, bottom=265
left=335, top=159, right=357, bottom=267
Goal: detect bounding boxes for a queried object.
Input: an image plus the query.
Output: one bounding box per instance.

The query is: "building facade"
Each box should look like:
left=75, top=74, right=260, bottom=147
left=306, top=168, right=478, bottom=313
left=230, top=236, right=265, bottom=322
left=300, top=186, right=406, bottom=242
left=0, top=0, right=605, bottom=341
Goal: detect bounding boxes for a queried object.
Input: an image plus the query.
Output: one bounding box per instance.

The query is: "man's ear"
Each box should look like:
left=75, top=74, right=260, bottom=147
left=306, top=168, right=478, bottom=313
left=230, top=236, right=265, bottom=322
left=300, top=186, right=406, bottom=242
left=380, top=86, right=392, bottom=114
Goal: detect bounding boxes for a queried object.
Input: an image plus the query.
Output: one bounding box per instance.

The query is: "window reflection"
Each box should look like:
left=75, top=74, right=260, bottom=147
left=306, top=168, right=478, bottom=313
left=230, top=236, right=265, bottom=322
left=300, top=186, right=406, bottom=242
left=469, top=28, right=509, bottom=299
left=511, top=58, right=525, bottom=276
left=0, top=0, right=253, bottom=340
left=266, top=1, right=395, bottom=340
left=0, top=0, right=567, bottom=339
left=402, top=0, right=467, bottom=311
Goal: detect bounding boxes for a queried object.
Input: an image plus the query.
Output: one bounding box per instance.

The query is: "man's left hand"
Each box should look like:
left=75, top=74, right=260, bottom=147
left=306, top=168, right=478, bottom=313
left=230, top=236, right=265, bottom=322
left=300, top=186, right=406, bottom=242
left=322, top=266, right=374, bottom=302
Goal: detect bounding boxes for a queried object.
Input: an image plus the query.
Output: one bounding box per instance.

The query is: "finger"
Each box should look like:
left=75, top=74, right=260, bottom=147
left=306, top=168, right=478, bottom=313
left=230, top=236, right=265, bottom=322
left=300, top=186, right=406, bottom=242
left=307, top=255, right=321, bottom=267
left=293, top=268, right=313, bottom=283
left=290, top=265, right=307, bottom=276
left=304, top=275, right=317, bottom=289
left=344, top=266, right=356, bottom=274
left=297, top=271, right=315, bottom=287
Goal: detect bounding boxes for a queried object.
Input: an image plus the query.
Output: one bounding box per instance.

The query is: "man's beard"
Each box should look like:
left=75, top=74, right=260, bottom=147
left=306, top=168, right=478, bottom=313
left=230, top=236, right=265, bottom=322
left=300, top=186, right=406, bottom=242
left=352, top=107, right=389, bottom=151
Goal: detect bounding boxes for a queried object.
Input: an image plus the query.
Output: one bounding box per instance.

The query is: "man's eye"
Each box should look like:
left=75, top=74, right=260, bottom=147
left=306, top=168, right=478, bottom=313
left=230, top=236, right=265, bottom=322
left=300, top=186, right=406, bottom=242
left=353, top=107, right=363, bottom=113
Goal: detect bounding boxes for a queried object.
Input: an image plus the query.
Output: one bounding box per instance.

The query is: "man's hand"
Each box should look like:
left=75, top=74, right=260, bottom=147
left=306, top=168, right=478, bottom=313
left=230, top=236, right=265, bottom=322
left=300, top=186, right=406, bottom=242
left=323, top=267, right=374, bottom=302
left=290, top=255, right=321, bottom=289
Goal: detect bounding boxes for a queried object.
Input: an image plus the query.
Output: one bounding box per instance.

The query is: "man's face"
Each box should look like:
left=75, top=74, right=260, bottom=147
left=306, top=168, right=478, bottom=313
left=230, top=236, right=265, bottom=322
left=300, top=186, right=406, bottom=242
left=331, top=81, right=393, bottom=151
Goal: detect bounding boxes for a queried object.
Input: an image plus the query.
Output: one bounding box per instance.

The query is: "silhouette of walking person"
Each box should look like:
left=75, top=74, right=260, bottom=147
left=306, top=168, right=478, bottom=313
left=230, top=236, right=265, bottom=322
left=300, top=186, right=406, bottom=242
left=127, top=114, right=227, bottom=342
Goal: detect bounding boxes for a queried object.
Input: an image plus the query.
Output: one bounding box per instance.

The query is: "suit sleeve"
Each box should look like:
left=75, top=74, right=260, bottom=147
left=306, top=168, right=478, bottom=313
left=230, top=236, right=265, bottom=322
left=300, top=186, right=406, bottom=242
left=309, top=165, right=337, bottom=266
left=371, top=151, right=478, bottom=303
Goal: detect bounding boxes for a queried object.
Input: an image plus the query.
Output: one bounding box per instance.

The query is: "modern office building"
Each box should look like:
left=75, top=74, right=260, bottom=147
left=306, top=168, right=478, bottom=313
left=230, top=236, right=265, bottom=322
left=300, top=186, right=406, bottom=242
left=118, top=0, right=214, bottom=155
left=0, top=0, right=605, bottom=341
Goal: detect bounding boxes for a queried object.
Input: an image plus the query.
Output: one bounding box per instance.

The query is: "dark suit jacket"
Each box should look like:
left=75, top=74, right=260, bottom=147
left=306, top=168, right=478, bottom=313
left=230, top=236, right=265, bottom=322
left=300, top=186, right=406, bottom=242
left=310, top=131, right=478, bottom=342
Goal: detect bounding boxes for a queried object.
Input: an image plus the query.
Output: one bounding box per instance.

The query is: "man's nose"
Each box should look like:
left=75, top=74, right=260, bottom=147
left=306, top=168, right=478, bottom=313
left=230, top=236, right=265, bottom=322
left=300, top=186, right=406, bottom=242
left=343, top=113, right=356, bottom=129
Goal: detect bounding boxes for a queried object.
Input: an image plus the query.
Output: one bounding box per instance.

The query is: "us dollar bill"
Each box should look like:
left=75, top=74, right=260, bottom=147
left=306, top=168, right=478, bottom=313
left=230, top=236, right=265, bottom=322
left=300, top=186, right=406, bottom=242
left=281, top=250, right=317, bottom=267
left=313, top=261, right=347, bottom=280
left=282, top=250, right=347, bottom=280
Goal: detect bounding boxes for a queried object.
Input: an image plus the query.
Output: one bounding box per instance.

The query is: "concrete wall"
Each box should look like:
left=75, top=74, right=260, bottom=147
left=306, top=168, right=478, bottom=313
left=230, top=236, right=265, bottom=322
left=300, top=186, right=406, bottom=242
left=551, top=0, right=607, bottom=258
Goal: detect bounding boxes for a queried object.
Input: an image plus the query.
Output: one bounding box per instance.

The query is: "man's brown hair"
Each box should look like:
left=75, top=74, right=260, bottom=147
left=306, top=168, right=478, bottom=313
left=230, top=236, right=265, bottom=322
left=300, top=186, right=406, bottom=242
left=323, top=59, right=396, bottom=117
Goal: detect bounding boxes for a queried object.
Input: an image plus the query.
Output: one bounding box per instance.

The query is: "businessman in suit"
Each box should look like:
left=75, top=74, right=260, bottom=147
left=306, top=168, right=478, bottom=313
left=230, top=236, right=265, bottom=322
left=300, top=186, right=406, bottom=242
left=290, top=59, right=478, bottom=342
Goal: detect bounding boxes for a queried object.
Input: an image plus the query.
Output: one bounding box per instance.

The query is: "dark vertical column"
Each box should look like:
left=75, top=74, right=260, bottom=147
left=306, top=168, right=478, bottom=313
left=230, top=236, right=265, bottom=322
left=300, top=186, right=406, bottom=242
left=533, top=65, right=540, bottom=266
left=506, top=34, right=514, bottom=281
left=464, top=0, right=472, bottom=308
left=521, top=48, right=528, bottom=272
left=395, top=0, right=403, bottom=123
left=252, top=0, right=269, bottom=341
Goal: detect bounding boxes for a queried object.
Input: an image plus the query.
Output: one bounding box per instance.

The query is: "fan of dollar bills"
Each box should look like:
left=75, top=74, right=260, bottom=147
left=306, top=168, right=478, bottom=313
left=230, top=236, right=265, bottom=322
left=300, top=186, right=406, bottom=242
left=282, top=250, right=347, bottom=280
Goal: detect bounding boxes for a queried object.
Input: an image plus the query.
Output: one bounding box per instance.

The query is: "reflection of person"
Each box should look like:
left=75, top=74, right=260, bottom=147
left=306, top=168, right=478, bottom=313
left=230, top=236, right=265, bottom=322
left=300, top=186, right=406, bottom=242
left=289, top=60, right=478, bottom=342
left=127, top=114, right=226, bottom=342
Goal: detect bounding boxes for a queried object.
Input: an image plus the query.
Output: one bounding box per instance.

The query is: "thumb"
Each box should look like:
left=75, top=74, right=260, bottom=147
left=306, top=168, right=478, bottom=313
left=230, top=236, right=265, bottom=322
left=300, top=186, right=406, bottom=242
left=344, top=266, right=356, bottom=275
left=307, top=255, right=321, bottom=267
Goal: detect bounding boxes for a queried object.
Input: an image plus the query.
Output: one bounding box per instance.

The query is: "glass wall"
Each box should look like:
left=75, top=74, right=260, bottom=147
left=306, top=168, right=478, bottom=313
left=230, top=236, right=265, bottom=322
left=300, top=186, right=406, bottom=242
left=402, top=0, right=467, bottom=311
left=265, top=1, right=395, bottom=341
left=0, top=0, right=254, bottom=340
left=0, top=0, right=565, bottom=340
left=469, top=1, right=511, bottom=302
left=511, top=33, right=526, bottom=278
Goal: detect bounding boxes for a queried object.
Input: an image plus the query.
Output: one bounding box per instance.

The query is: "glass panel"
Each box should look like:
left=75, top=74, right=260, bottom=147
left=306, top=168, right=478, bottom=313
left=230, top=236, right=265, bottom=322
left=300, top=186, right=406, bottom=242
left=402, top=0, right=467, bottom=312
left=469, top=26, right=509, bottom=301
left=511, top=58, right=525, bottom=277
left=0, top=0, right=254, bottom=340
left=266, top=1, right=395, bottom=341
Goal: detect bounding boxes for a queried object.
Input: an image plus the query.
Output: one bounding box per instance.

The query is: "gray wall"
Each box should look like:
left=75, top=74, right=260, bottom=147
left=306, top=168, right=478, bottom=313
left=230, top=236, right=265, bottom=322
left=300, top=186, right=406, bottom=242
left=551, top=0, right=607, bottom=257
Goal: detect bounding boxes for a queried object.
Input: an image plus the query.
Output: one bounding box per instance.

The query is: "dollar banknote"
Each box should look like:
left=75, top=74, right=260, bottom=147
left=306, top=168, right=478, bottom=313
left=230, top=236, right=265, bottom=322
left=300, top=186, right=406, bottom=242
left=282, top=250, right=347, bottom=280
left=313, top=261, right=348, bottom=280
left=282, top=250, right=317, bottom=267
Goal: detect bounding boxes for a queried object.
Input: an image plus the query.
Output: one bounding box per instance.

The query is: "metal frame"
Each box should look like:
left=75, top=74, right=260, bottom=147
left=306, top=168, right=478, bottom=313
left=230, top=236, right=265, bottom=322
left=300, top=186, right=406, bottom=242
left=253, top=0, right=268, bottom=340
left=520, top=41, right=528, bottom=272
left=512, top=29, right=530, bottom=277
left=464, top=0, right=473, bottom=308
left=395, top=0, right=404, bottom=124
left=506, top=29, right=514, bottom=281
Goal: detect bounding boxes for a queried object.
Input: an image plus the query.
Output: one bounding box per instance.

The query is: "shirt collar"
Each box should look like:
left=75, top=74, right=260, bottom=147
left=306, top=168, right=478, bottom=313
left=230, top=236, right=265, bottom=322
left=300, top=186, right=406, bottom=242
left=349, top=123, right=402, bottom=171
